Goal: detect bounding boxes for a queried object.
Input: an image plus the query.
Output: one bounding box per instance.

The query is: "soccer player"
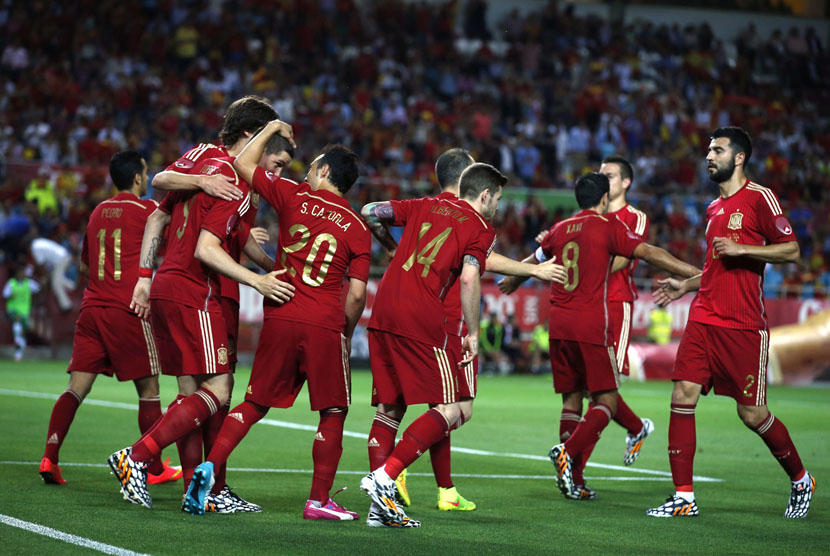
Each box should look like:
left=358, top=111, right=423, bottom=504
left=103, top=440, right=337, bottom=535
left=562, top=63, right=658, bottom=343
left=390, top=148, right=565, bottom=512
left=39, top=150, right=180, bottom=486
left=185, top=122, right=370, bottom=521
left=3, top=261, right=40, bottom=362
left=107, top=127, right=295, bottom=510
left=148, top=95, right=288, bottom=512
left=599, top=155, right=655, bottom=467
left=647, top=126, right=815, bottom=519
left=500, top=172, right=700, bottom=501
left=359, top=162, right=505, bottom=528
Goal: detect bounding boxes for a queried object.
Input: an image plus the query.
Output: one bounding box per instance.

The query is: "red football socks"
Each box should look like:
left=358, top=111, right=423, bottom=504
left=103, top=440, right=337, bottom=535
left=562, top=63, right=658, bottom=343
left=131, top=388, right=220, bottom=463
left=43, top=390, right=82, bottom=464
left=368, top=411, right=400, bottom=472
left=751, top=413, right=805, bottom=481
left=207, top=401, right=268, bottom=469
left=668, top=403, right=697, bottom=488
left=204, top=398, right=230, bottom=494
left=177, top=429, right=203, bottom=491
left=613, top=394, right=643, bottom=436
left=138, top=396, right=163, bottom=475
left=385, top=408, right=449, bottom=480
left=309, top=409, right=347, bottom=503
left=564, top=403, right=612, bottom=459
left=429, top=434, right=454, bottom=489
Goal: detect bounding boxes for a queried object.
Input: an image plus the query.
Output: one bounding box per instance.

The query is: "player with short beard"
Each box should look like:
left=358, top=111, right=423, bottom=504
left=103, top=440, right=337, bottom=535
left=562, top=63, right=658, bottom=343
left=647, top=126, right=815, bottom=519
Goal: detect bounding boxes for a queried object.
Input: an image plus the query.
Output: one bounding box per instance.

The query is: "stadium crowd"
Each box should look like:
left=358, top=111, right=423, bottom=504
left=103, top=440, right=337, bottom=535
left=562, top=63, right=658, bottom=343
left=1, top=0, right=829, bottom=298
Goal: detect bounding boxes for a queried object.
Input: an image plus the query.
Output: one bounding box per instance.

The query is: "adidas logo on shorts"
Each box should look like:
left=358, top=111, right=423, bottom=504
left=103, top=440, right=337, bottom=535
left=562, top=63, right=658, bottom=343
left=315, top=432, right=326, bottom=442
left=47, top=433, right=59, bottom=445
left=229, top=412, right=244, bottom=424
left=368, top=437, right=380, bottom=448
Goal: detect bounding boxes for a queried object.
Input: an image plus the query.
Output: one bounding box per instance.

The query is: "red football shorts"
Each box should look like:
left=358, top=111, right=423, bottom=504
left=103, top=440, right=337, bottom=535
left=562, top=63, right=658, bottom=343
left=549, top=338, right=620, bottom=394
left=447, top=333, right=478, bottom=399
left=246, top=319, right=351, bottom=411
left=608, top=301, right=632, bottom=376
left=68, top=306, right=161, bottom=381
left=369, top=329, right=458, bottom=406
left=219, top=296, right=239, bottom=367
left=150, top=299, right=230, bottom=376
left=673, top=320, right=770, bottom=405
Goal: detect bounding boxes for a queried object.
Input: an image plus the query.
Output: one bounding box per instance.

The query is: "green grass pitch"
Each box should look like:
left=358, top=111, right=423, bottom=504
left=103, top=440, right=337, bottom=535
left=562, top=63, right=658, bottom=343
left=0, top=360, right=827, bottom=555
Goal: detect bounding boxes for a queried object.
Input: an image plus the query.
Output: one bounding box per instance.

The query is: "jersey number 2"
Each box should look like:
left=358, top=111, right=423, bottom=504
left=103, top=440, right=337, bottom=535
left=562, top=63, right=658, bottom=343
left=280, top=224, right=338, bottom=287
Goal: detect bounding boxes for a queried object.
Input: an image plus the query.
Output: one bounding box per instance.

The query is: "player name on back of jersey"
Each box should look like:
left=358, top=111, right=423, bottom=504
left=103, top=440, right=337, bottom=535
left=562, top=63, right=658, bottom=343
left=300, top=199, right=354, bottom=232
left=101, top=207, right=123, bottom=219
left=565, top=221, right=583, bottom=234
left=429, top=203, right=470, bottom=223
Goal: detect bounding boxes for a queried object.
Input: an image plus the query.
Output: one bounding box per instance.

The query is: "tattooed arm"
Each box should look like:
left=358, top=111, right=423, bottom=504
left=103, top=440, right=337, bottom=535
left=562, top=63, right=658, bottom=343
left=360, top=201, right=398, bottom=253
left=130, top=209, right=170, bottom=320
left=459, top=254, right=482, bottom=366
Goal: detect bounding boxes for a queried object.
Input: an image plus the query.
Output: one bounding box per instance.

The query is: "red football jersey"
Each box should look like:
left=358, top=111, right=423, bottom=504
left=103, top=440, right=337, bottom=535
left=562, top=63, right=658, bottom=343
left=81, top=192, right=159, bottom=310
left=369, top=196, right=496, bottom=346
left=689, top=180, right=795, bottom=330
left=151, top=157, right=251, bottom=312
left=218, top=204, right=257, bottom=303
left=435, top=191, right=465, bottom=336
left=165, top=142, right=227, bottom=173
left=251, top=166, right=371, bottom=333
left=537, top=209, right=644, bottom=346
left=607, top=204, right=649, bottom=303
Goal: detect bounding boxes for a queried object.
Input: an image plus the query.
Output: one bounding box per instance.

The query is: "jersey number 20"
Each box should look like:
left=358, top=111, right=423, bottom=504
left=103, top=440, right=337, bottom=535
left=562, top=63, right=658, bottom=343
left=280, top=224, right=338, bottom=287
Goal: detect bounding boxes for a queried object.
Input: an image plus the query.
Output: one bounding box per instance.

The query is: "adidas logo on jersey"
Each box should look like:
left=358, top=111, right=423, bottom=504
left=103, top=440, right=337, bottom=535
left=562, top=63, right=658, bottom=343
left=315, top=432, right=326, bottom=442
left=368, top=437, right=380, bottom=448
left=47, top=433, right=59, bottom=445
left=229, top=412, right=245, bottom=424
left=716, top=208, right=724, bottom=215
left=246, top=385, right=253, bottom=395
left=194, top=418, right=201, bottom=427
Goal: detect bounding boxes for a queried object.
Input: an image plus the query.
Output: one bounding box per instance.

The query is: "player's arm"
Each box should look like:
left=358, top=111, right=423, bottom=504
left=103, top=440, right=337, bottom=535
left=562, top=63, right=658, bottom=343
left=632, top=243, right=701, bottom=279
left=242, top=231, right=276, bottom=272
left=194, top=229, right=294, bottom=304
left=486, top=251, right=565, bottom=283
left=360, top=201, right=398, bottom=254
left=653, top=274, right=702, bottom=307
left=611, top=255, right=630, bottom=273
left=343, top=277, right=367, bottom=355
left=152, top=170, right=243, bottom=201
left=130, top=208, right=171, bottom=320
left=498, top=253, right=540, bottom=295
left=459, top=254, right=482, bottom=366
left=712, top=237, right=799, bottom=264
left=234, top=119, right=296, bottom=187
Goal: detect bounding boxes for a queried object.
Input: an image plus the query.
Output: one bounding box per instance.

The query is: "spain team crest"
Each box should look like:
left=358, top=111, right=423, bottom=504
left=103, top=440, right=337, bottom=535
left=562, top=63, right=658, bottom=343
left=217, top=347, right=228, bottom=365
left=727, top=211, right=744, bottom=230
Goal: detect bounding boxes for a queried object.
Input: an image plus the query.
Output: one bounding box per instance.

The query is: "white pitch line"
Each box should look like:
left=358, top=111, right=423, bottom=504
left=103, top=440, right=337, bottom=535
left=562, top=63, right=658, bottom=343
left=0, top=513, right=151, bottom=556
left=0, top=388, right=723, bottom=482
left=1, top=461, right=715, bottom=482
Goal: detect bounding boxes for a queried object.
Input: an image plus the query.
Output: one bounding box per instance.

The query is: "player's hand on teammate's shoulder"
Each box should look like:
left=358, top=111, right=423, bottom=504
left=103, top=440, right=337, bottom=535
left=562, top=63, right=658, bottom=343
left=130, top=278, right=152, bottom=320
left=255, top=269, right=296, bottom=304
left=532, top=256, right=566, bottom=284
left=199, top=173, right=242, bottom=201
left=712, top=236, right=743, bottom=257
left=653, top=277, right=685, bottom=307
left=250, top=227, right=269, bottom=245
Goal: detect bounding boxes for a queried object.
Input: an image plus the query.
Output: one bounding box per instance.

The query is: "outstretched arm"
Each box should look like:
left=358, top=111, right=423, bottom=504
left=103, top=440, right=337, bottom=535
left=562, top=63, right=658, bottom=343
left=486, top=251, right=565, bottom=283
left=633, top=243, right=701, bottom=279
left=152, top=170, right=242, bottom=201
left=234, top=119, right=296, bottom=188
left=194, top=229, right=294, bottom=304
left=242, top=231, right=276, bottom=272
left=360, top=201, right=398, bottom=253
left=653, top=274, right=702, bottom=307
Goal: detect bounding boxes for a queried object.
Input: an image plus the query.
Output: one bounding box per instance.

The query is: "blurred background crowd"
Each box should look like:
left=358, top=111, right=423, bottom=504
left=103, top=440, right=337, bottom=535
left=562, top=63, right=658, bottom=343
left=1, top=0, right=829, bottom=306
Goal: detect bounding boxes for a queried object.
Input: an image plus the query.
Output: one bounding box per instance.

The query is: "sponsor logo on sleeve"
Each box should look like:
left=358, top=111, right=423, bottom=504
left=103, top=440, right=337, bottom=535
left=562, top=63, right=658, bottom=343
left=775, top=216, right=793, bottom=236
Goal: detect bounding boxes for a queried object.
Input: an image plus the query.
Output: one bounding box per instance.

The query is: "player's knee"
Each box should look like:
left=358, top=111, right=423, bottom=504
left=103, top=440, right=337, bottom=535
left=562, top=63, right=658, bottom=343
left=321, top=406, right=348, bottom=418
left=671, top=380, right=700, bottom=405
left=737, top=404, right=767, bottom=428
left=134, top=376, right=159, bottom=398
